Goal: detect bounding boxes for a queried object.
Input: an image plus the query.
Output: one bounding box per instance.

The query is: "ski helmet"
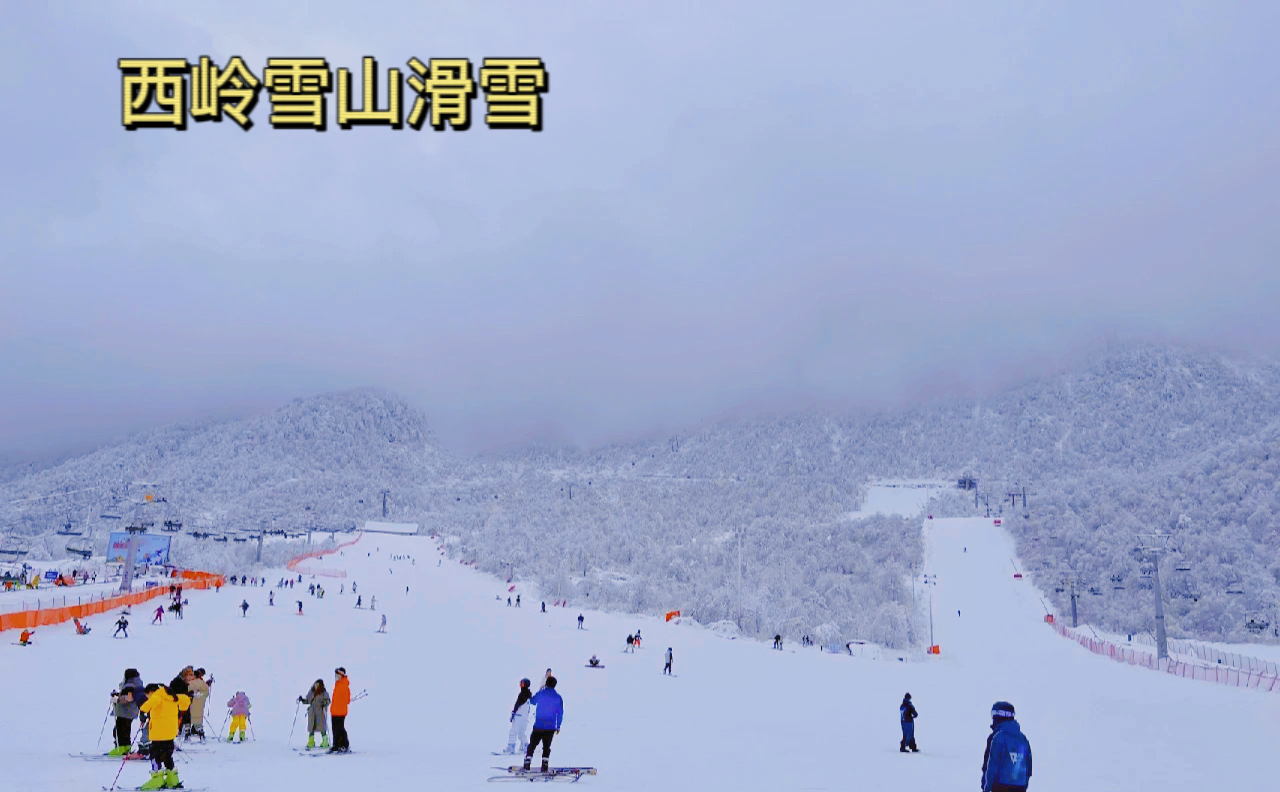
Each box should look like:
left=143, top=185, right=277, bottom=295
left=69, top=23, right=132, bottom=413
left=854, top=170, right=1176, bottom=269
left=991, top=701, right=1015, bottom=720
left=520, top=678, right=530, bottom=687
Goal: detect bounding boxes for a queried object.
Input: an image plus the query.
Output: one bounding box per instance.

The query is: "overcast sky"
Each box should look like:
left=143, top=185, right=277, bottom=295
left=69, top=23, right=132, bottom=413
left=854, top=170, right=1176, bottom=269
left=2, top=1, right=1279, bottom=463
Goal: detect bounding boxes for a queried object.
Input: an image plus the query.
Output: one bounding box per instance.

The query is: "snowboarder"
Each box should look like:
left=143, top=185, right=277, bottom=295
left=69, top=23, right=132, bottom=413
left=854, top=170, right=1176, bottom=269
left=18, top=629, right=34, bottom=645
left=356, top=595, right=362, bottom=608
left=109, top=668, right=146, bottom=756
left=773, top=634, right=782, bottom=650
left=587, top=655, right=601, bottom=667
left=114, top=614, right=130, bottom=638
left=981, top=701, right=1032, bottom=792
left=152, top=605, right=164, bottom=625
left=138, top=682, right=191, bottom=790
left=240, top=600, right=249, bottom=617
left=187, top=669, right=212, bottom=740
left=298, top=680, right=330, bottom=749
left=505, top=678, right=533, bottom=754
left=329, top=667, right=352, bottom=753
left=577, top=614, right=584, bottom=629
left=226, top=691, right=251, bottom=743
left=74, top=617, right=91, bottom=634
left=523, top=676, right=563, bottom=773
left=377, top=614, right=387, bottom=633
left=663, top=647, right=673, bottom=675
left=899, top=693, right=918, bottom=752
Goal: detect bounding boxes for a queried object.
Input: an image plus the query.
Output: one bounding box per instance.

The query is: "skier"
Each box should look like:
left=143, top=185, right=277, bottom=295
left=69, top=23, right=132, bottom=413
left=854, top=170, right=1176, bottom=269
left=74, top=617, right=91, bottom=634
left=577, top=614, right=584, bottom=629
left=114, top=614, right=130, bottom=638
left=587, top=655, right=601, bottom=667
left=109, top=668, right=146, bottom=756
left=356, top=595, right=362, bottom=608
left=187, top=669, right=212, bottom=741
left=169, top=667, right=194, bottom=739
left=773, top=634, right=782, bottom=650
left=899, top=693, right=919, bottom=752
left=981, top=701, right=1032, bottom=792
left=138, top=682, right=191, bottom=790
left=377, top=614, right=387, bottom=633
left=507, top=597, right=512, bottom=606
left=240, top=600, right=249, bottom=617
left=352, top=582, right=356, bottom=593
left=226, top=691, right=251, bottom=743
left=516, top=594, right=521, bottom=607
left=626, top=634, right=634, bottom=653
left=18, top=629, right=34, bottom=645
left=541, top=602, right=546, bottom=613
left=523, top=676, right=563, bottom=773
left=329, top=667, right=352, bottom=753
left=269, top=591, right=274, bottom=606
left=958, top=610, right=962, bottom=617
left=152, top=605, right=164, bottom=625
left=504, top=678, right=532, bottom=755
left=298, top=679, right=330, bottom=750
left=296, top=600, right=303, bottom=615
left=634, top=630, right=642, bottom=648
left=370, top=595, right=376, bottom=610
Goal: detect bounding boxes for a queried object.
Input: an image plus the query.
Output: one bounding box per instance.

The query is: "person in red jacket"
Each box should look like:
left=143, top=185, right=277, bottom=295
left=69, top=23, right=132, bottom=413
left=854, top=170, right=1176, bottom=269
left=329, top=668, right=351, bottom=753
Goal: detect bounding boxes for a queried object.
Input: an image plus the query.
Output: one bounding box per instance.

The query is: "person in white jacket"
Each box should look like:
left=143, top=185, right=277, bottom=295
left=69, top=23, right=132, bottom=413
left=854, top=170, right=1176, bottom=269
left=505, top=678, right=533, bottom=754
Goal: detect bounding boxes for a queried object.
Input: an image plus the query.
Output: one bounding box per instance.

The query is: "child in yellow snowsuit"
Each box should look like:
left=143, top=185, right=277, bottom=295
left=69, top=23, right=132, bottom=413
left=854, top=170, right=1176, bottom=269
left=138, top=684, right=191, bottom=790
left=226, top=691, right=251, bottom=742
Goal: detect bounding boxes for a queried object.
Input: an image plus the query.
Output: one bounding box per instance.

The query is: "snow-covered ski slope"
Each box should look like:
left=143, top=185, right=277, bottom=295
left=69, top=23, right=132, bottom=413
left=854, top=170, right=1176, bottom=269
left=8, top=518, right=1276, bottom=792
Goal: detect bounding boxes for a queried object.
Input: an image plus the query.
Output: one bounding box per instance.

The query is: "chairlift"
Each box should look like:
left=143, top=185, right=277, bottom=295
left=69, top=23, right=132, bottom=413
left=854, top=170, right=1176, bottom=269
left=1246, top=616, right=1270, bottom=633
left=1226, top=583, right=1245, bottom=595
left=1088, top=586, right=1103, bottom=596
left=1175, top=563, right=1191, bottom=572
left=212, top=535, right=229, bottom=543
left=1054, top=586, right=1065, bottom=593
left=1113, top=585, right=1126, bottom=590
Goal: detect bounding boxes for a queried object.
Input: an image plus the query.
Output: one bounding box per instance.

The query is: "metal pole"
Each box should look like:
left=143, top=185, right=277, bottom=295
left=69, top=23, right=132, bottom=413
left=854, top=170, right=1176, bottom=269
left=1152, top=551, right=1167, bottom=661
left=119, top=535, right=139, bottom=593
left=928, top=585, right=934, bottom=647
left=1070, top=580, right=1078, bottom=629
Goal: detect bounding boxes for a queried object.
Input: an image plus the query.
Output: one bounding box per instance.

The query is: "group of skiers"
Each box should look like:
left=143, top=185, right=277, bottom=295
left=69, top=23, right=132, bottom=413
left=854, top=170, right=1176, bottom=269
left=898, top=694, right=1033, bottom=791
left=296, top=667, right=353, bottom=752
left=504, top=670, right=564, bottom=773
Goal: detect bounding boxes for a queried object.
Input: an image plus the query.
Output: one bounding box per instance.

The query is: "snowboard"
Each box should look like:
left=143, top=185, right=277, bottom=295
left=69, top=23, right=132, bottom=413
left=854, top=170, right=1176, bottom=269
left=584, top=664, right=605, bottom=669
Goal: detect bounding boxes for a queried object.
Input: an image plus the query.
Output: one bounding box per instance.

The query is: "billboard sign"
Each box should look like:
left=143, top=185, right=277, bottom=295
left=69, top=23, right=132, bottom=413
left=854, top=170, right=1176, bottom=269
left=107, top=533, right=172, bottom=566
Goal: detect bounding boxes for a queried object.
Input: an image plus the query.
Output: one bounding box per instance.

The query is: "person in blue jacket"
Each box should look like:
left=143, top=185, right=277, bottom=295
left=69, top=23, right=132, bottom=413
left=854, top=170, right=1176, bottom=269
left=981, top=701, right=1032, bottom=792
left=522, top=676, right=563, bottom=773
left=899, top=693, right=918, bottom=752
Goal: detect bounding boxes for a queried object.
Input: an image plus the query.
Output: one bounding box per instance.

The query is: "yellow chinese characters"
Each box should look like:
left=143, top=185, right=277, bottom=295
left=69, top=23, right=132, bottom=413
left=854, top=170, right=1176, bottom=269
left=479, top=58, right=548, bottom=130
left=263, top=59, right=332, bottom=129
left=191, top=57, right=262, bottom=130
left=338, top=58, right=402, bottom=128
left=119, top=59, right=189, bottom=129
left=406, top=58, right=475, bottom=130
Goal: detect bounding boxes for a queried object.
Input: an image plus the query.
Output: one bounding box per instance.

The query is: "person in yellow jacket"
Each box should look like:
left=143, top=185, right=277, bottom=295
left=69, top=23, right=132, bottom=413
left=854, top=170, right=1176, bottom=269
left=138, top=683, right=191, bottom=790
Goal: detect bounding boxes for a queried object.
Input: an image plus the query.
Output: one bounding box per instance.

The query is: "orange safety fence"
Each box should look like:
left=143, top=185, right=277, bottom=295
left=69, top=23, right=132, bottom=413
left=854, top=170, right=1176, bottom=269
left=286, top=533, right=363, bottom=573
left=0, top=569, right=226, bottom=633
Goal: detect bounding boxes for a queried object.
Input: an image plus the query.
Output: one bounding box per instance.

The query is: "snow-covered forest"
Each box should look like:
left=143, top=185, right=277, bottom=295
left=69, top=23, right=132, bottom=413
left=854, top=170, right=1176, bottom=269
left=4, top=342, right=1280, bottom=646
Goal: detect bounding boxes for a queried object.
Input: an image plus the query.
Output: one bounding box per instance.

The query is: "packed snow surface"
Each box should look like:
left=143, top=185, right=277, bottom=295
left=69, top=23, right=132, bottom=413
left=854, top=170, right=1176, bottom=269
left=7, top=517, right=1275, bottom=791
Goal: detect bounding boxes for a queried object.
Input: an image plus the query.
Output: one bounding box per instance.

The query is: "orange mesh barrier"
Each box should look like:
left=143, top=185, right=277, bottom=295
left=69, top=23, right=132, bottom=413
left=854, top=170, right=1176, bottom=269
left=0, top=570, right=225, bottom=632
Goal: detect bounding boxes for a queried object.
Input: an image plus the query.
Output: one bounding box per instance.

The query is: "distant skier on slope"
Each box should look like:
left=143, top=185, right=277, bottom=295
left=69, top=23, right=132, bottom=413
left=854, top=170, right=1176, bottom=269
left=981, top=701, right=1032, bottom=792
left=504, top=678, right=532, bottom=754
left=773, top=634, right=782, bottom=650
left=240, top=600, right=249, bottom=617
left=899, top=693, right=918, bottom=752
left=523, top=676, right=563, bottom=773
left=269, top=591, right=274, bottom=606
left=663, top=648, right=673, bottom=675
left=577, top=614, right=584, bottom=629
left=114, top=615, right=130, bottom=638
left=377, top=614, right=387, bottom=633
left=152, top=606, right=164, bottom=625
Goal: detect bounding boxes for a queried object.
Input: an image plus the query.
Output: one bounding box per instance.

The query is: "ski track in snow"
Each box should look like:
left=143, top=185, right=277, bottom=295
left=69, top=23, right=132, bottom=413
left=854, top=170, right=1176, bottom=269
left=6, top=516, right=1278, bottom=791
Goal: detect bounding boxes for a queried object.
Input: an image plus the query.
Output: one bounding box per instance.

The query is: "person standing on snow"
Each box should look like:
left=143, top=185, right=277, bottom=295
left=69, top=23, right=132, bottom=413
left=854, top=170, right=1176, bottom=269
left=299, top=679, right=331, bottom=750
left=138, top=682, right=191, bottom=790
left=329, top=667, right=352, bottom=753
left=114, top=614, right=130, bottom=638
left=152, top=605, right=164, bottom=625
left=186, top=669, right=212, bottom=741
left=226, top=691, right=252, bottom=743
left=240, top=600, right=249, bottom=617
left=663, top=648, right=673, bottom=675
left=377, top=614, right=387, bottom=633
left=109, top=669, right=146, bottom=756
left=505, top=678, right=533, bottom=754
left=577, top=614, right=584, bottom=629
left=522, top=676, right=563, bottom=773
left=981, top=701, right=1032, bottom=792
left=269, top=591, right=274, bottom=606
left=169, top=668, right=194, bottom=739
left=899, top=693, right=918, bottom=752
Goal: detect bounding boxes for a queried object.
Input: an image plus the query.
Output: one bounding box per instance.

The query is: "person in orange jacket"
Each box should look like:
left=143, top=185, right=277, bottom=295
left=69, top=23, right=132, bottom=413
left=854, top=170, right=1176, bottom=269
left=19, top=629, right=34, bottom=645
left=329, top=668, right=352, bottom=753
left=138, top=683, right=191, bottom=790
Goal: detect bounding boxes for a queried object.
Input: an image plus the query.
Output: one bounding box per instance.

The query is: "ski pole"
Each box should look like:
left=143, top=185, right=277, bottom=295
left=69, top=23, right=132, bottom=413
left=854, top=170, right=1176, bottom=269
left=97, top=704, right=114, bottom=748
left=107, top=752, right=130, bottom=792
left=218, top=709, right=230, bottom=738
left=248, top=714, right=256, bottom=741
left=288, top=701, right=301, bottom=744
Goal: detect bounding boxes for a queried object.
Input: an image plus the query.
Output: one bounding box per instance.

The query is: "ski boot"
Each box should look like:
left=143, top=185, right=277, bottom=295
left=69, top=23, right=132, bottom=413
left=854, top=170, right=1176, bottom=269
left=107, top=745, right=129, bottom=757
left=138, top=771, right=166, bottom=790
left=320, top=734, right=330, bottom=749
left=503, top=742, right=515, bottom=755
left=541, top=759, right=550, bottom=774
left=162, top=769, right=184, bottom=789
left=307, top=734, right=315, bottom=749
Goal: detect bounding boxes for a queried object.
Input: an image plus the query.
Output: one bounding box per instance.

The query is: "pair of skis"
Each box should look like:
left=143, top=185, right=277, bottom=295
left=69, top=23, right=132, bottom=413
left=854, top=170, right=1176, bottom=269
left=488, top=766, right=596, bottom=783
